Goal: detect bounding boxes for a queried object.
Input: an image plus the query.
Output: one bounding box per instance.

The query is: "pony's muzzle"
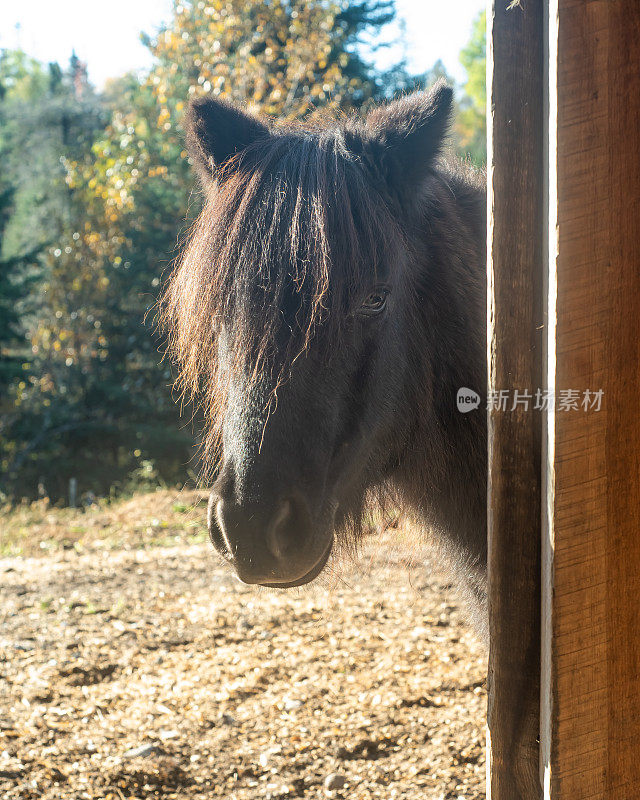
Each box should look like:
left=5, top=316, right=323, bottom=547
left=208, top=489, right=333, bottom=587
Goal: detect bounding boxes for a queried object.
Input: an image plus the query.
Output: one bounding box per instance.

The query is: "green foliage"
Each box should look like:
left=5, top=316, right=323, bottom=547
left=0, top=50, right=48, bottom=102
left=0, top=184, right=40, bottom=393
left=0, top=51, right=104, bottom=259
left=456, top=10, right=486, bottom=165
left=0, top=52, right=187, bottom=499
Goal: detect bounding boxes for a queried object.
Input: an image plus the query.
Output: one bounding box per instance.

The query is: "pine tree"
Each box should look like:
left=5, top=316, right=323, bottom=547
left=0, top=184, right=39, bottom=393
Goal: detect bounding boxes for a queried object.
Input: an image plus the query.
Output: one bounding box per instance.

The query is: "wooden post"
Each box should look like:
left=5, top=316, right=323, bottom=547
left=487, top=1, right=545, bottom=797
left=541, top=2, right=640, bottom=797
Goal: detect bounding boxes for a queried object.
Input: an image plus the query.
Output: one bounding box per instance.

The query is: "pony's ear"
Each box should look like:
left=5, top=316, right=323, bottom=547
left=184, top=96, right=269, bottom=183
left=364, top=81, right=453, bottom=194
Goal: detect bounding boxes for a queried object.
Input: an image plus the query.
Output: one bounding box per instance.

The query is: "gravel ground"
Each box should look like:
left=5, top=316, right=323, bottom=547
left=0, top=491, right=486, bottom=799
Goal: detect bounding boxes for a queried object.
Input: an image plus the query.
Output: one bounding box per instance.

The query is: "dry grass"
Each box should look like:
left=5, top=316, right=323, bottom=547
left=0, top=489, right=209, bottom=558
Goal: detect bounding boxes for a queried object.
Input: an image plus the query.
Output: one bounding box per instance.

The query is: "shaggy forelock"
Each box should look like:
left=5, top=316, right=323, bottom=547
left=161, top=123, right=400, bottom=479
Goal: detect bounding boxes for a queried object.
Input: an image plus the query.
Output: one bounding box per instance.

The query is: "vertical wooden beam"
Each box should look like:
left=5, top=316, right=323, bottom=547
left=542, top=2, right=640, bottom=797
left=487, top=1, right=545, bottom=797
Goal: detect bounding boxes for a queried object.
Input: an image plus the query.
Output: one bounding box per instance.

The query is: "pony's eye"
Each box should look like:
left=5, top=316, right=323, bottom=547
left=359, top=288, right=389, bottom=315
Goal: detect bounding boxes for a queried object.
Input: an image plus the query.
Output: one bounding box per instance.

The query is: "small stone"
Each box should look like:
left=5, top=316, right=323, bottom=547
left=324, top=773, right=347, bottom=792
left=123, top=743, right=157, bottom=759
left=13, top=640, right=36, bottom=651
left=220, top=713, right=236, bottom=725
left=158, top=729, right=180, bottom=740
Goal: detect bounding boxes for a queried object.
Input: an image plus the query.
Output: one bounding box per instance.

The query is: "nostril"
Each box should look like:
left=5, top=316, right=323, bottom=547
left=266, top=497, right=309, bottom=560
left=208, top=495, right=233, bottom=559
left=266, top=499, right=292, bottom=560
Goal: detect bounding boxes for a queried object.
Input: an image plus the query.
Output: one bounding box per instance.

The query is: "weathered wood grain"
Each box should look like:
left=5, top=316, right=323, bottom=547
left=545, top=1, right=640, bottom=797
left=487, top=1, right=545, bottom=797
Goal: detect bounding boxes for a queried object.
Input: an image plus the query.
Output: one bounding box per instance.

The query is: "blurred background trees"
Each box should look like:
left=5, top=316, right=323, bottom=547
left=0, top=2, right=486, bottom=502
left=456, top=9, right=486, bottom=165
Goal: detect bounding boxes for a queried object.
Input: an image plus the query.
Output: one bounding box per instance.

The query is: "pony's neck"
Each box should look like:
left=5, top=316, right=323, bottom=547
left=393, top=162, right=488, bottom=620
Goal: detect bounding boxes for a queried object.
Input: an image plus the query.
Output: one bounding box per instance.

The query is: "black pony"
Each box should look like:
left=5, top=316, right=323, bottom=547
left=163, top=83, right=536, bottom=795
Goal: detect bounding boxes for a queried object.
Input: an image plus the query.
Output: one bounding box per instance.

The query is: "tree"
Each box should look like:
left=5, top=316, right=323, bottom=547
left=144, top=0, right=397, bottom=123
left=0, top=50, right=104, bottom=259
left=1, top=71, right=195, bottom=499
left=0, top=184, right=39, bottom=393
left=457, top=10, right=486, bottom=165
left=0, top=53, right=116, bottom=497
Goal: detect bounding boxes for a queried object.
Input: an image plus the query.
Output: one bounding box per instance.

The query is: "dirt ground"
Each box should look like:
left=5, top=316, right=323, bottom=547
left=0, top=490, right=486, bottom=800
